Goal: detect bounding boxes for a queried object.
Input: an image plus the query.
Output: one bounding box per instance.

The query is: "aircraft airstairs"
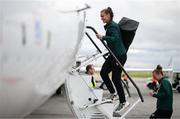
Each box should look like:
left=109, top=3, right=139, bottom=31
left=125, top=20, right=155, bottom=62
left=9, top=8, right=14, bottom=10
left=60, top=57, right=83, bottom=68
left=65, top=26, right=144, bottom=119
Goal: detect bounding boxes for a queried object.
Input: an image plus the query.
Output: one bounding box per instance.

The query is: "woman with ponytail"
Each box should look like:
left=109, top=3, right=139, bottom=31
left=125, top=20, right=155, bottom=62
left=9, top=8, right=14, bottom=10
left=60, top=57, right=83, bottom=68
left=96, top=7, right=129, bottom=112
left=150, top=65, right=173, bottom=119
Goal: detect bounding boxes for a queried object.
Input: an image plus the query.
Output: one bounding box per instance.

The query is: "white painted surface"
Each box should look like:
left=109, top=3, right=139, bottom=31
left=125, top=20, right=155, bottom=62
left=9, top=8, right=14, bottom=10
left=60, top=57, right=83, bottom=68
left=0, top=0, right=86, bottom=117
left=66, top=73, right=107, bottom=118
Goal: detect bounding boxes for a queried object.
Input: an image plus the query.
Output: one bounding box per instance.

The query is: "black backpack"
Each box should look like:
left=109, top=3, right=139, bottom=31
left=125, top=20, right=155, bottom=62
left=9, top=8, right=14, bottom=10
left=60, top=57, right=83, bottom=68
left=118, top=17, right=139, bottom=51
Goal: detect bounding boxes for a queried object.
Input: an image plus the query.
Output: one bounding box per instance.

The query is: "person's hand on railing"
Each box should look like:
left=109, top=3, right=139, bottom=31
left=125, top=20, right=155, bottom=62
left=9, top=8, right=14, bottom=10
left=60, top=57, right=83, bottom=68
left=96, top=34, right=103, bottom=40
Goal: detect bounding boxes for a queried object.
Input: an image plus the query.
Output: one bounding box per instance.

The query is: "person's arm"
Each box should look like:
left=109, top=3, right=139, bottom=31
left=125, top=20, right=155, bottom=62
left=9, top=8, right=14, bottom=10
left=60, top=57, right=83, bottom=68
left=153, top=80, right=171, bottom=99
left=102, top=26, right=119, bottom=42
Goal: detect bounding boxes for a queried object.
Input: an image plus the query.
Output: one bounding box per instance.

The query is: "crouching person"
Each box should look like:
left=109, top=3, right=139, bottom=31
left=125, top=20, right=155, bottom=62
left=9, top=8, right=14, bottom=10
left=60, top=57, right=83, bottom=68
left=149, top=65, right=173, bottom=119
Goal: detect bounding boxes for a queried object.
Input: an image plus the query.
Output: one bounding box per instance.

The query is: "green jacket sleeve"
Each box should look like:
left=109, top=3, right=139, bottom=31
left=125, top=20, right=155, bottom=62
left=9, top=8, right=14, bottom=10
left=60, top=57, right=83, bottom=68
left=153, top=80, right=171, bottom=99
left=102, top=26, right=119, bottom=43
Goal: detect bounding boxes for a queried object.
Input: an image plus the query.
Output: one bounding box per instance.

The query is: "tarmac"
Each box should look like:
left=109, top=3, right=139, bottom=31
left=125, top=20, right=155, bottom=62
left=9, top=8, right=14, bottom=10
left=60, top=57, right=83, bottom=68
left=25, top=78, right=180, bottom=119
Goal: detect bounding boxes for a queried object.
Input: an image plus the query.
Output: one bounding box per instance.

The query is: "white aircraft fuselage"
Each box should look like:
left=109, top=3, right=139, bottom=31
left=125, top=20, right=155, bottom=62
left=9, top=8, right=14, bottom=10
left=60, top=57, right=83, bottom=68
left=0, top=0, right=85, bottom=117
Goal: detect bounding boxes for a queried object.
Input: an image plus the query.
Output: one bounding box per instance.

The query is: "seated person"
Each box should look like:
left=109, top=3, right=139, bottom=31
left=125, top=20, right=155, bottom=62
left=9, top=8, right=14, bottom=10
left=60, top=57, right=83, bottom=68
left=86, top=64, right=104, bottom=101
left=86, top=64, right=97, bottom=88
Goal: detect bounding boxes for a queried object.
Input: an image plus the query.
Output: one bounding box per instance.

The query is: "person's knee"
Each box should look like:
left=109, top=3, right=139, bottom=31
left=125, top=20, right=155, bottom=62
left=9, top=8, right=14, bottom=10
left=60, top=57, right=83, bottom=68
left=100, top=70, right=108, bottom=78
left=112, top=77, right=121, bottom=84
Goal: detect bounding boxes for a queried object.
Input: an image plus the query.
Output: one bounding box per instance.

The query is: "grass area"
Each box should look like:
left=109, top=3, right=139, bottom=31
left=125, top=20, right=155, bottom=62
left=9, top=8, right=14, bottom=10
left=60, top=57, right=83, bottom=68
left=128, top=71, right=152, bottom=78
left=95, top=71, right=152, bottom=78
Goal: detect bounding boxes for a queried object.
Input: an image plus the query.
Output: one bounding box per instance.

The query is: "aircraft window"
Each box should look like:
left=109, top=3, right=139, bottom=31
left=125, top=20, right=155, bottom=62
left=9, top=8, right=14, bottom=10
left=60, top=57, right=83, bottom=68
left=21, top=23, right=26, bottom=46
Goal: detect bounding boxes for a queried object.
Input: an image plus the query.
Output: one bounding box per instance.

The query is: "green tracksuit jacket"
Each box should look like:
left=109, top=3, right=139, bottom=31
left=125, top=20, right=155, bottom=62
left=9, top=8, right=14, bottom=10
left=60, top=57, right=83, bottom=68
left=153, top=77, right=173, bottom=111
left=102, top=21, right=126, bottom=56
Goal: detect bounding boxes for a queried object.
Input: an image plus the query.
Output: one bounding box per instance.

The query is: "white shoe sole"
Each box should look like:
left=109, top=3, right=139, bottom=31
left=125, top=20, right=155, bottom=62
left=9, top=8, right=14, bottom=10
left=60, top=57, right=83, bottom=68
left=114, top=102, right=130, bottom=113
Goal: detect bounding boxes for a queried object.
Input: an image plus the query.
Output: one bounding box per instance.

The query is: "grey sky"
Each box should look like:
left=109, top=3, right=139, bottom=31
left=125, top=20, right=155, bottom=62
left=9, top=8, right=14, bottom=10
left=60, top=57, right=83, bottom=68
left=78, top=0, right=180, bottom=69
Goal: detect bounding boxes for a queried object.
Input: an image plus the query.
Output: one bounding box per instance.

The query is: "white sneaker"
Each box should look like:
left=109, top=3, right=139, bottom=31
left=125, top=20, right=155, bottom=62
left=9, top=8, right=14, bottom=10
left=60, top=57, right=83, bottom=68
left=114, top=101, right=130, bottom=112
